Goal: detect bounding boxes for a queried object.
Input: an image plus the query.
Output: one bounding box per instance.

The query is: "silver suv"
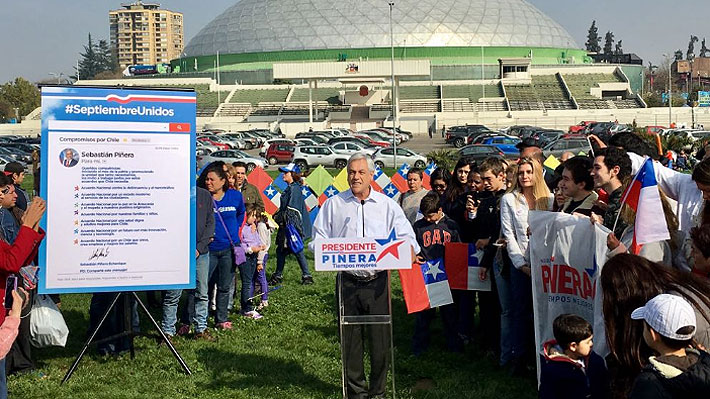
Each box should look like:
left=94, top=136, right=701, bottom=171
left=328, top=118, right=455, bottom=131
left=292, top=145, right=349, bottom=170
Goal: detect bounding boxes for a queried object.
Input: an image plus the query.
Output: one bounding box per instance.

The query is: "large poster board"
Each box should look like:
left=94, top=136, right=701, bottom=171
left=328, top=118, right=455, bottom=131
left=39, top=86, right=196, bottom=294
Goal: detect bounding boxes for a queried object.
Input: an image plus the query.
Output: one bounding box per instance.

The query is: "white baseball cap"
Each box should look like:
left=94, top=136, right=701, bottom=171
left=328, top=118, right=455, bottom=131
left=631, top=294, right=697, bottom=340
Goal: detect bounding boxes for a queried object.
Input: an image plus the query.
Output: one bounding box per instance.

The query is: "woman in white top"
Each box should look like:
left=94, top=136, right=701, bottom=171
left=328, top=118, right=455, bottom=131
left=500, top=157, right=554, bottom=276
left=498, top=157, right=553, bottom=373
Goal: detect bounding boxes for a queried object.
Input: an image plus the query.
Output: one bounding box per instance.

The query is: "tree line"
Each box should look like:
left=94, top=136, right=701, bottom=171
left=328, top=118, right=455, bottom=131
left=585, top=20, right=623, bottom=56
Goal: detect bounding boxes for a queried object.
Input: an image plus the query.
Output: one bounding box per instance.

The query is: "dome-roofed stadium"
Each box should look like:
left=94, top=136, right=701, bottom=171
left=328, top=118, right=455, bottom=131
left=173, top=0, right=589, bottom=78
left=185, top=0, right=578, bottom=56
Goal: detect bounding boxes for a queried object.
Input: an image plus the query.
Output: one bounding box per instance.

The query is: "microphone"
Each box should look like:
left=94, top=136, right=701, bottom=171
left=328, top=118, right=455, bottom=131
left=361, top=200, right=365, bottom=238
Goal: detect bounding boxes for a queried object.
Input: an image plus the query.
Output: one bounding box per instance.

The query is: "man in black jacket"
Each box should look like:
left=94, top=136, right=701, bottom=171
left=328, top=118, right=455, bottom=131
left=475, top=158, right=511, bottom=365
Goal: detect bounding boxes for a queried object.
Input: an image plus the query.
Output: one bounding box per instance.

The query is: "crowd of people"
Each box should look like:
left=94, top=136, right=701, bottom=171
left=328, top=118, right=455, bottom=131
left=385, top=132, right=710, bottom=399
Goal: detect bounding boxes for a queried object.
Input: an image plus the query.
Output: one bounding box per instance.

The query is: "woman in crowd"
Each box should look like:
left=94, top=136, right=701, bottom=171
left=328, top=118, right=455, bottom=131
left=600, top=253, right=710, bottom=397
left=430, top=168, right=449, bottom=208
left=0, top=178, right=45, bottom=398
left=500, top=157, right=552, bottom=374
left=269, top=164, right=313, bottom=285
left=199, top=165, right=245, bottom=329
left=441, top=158, right=472, bottom=219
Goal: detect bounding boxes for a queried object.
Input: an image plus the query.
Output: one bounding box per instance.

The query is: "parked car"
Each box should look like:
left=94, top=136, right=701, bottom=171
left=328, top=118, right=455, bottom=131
left=568, top=121, right=596, bottom=134
left=467, top=130, right=500, bottom=145
left=543, top=137, right=591, bottom=158
left=353, top=134, right=390, bottom=147
left=294, top=138, right=320, bottom=147
left=330, top=141, right=376, bottom=156
left=371, top=147, right=427, bottom=169
left=644, top=126, right=666, bottom=135
left=0, top=147, right=31, bottom=164
left=259, top=138, right=295, bottom=157
left=196, top=141, right=220, bottom=154
left=358, top=130, right=399, bottom=145
left=2, top=142, right=38, bottom=153
left=197, top=150, right=267, bottom=171
left=197, top=135, right=233, bottom=150
left=479, top=136, right=522, bottom=157
left=457, top=145, right=506, bottom=161
left=446, top=124, right=491, bottom=147
left=222, top=132, right=258, bottom=149
left=327, top=136, right=373, bottom=147
left=534, top=130, right=565, bottom=147
left=372, top=127, right=409, bottom=142
left=292, top=145, right=350, bottom=170
left=266, top=142, right=295, bottom=165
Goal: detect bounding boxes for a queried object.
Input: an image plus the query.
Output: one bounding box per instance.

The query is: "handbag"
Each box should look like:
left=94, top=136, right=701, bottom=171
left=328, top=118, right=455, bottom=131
left=29, top=294, right=69, bottom=348
left=213, top=200, right=247, bottom=265
left=286, top=222, right=304, bottom=254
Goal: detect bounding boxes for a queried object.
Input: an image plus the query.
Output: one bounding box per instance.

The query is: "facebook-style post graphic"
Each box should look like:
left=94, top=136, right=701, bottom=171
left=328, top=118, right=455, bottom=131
left=39, top=86, right=196, bottom=294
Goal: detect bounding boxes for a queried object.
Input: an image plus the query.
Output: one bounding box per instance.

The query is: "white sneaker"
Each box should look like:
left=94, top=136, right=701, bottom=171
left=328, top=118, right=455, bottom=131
left=257, top=300, right=269, bottom=311
left=244, top=310, right=263, bottom=320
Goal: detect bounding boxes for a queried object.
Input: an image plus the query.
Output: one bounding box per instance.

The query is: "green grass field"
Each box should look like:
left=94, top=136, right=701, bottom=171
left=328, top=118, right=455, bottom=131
left=11, top=174, right=537, bottom=398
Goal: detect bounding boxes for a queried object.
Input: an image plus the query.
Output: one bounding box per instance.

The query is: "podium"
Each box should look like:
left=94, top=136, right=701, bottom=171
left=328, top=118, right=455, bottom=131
left=337, top=271, right=396, bottom=399
left=314, top=237, right=411, bottom=399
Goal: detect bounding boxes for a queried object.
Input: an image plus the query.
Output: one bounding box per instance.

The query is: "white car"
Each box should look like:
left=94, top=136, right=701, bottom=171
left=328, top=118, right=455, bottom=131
left=197, top=149, right=267, bottom=171
left=292, top=145, right=350, bottom=170
left=330, top=141, right=376, bottom=156
left=371, top=147, right=427, bottom=169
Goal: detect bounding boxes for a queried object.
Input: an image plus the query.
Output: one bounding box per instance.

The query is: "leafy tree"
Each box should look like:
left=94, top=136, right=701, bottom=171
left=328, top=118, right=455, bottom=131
left=585, top=21, right=601, bottom=53
left=615, top=40, right=623, bottom=55
left=700, top=38, right=708, bottom=58
left=0, top=77, right=40, bottom=121
left=0, top=98, right=13, bottom=123
left=674, top=50, right=684, bottom=61
left=603, top=31, right=614, bottom=56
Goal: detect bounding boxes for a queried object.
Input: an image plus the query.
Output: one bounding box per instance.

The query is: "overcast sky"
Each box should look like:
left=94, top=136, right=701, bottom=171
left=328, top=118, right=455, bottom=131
left=0, top=0, right=706, bottom=83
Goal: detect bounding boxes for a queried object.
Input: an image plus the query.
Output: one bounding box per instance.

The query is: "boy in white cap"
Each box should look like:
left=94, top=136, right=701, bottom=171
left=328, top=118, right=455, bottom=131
left=629, top=293, right=710, bottom=398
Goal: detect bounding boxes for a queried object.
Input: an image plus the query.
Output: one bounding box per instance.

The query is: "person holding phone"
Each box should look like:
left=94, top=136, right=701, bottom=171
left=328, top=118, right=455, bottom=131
left=0, top=174, right=45, bottom=399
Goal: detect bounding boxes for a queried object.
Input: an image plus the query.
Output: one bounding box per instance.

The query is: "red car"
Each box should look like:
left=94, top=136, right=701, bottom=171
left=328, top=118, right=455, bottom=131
left=353, top=134, right=390, bottom=147
left=197, top=136, right=230, bottom=150
left=265, top=142, right=295, bottom=165
left=568, top=121, right=596, bottom=134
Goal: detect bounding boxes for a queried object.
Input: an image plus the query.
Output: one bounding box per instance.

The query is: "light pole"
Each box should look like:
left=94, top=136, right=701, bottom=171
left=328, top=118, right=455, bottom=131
left=389, top=1, right=397, bottom=169
left=49, top=72, right=65, bottom=84
left=663, top=54, right=672, bottom=127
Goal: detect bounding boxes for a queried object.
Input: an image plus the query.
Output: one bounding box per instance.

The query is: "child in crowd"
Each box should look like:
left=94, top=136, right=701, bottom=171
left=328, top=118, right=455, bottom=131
left=239, top=204, right=266, bottom=320
left=411, top=191, right=462, bottom=356
left=252, top=210, right=272, bottom=311
left=629, top=294, right=710, bottom=398
left=539, top=314, right=610, bottom=399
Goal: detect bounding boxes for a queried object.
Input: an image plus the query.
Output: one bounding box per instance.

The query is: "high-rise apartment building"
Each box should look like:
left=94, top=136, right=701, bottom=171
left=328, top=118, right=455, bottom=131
left=109, top=1, right=183, bottom=69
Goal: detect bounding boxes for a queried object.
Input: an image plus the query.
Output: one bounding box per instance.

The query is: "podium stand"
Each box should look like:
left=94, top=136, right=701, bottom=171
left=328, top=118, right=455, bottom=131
left=337, top=271, right=397, bottom=399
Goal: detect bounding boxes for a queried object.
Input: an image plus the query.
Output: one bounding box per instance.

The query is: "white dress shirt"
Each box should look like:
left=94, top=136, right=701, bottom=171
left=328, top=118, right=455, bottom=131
left=310, top=186, right=420, bottom=278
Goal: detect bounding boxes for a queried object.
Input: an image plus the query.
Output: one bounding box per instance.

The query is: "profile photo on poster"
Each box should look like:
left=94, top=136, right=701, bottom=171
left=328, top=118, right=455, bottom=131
left=59, top=148, right=79, bottom=167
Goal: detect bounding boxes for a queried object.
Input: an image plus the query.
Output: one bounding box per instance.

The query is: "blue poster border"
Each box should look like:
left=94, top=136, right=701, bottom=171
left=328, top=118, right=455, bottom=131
left=38, top=85, right=197, bottom=294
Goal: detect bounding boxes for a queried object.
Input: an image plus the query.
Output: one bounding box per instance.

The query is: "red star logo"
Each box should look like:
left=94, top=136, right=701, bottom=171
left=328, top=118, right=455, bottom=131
left=376, top=241, right=404, bottom=262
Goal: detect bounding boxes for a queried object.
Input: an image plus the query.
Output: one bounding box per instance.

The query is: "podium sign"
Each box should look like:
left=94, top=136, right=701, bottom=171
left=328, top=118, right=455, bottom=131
left=314, top=237, right=412, bottom=271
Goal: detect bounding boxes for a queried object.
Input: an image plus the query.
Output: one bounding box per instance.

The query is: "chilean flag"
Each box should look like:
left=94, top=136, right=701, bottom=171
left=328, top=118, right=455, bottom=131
left=262, top=184, right=281, bottom=215
left=371, top=166, right=391, bottom=193
left=444, top=243, right=490, bottom=290
left=399, top=258, right=454, bottom=314
left=390, top=163, right=410, bottom=193
left=422, top=162, right=437, bottom=190
left=619, top=157, right=670, bottom=254
left=319, top=184, right=340, bottom=206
